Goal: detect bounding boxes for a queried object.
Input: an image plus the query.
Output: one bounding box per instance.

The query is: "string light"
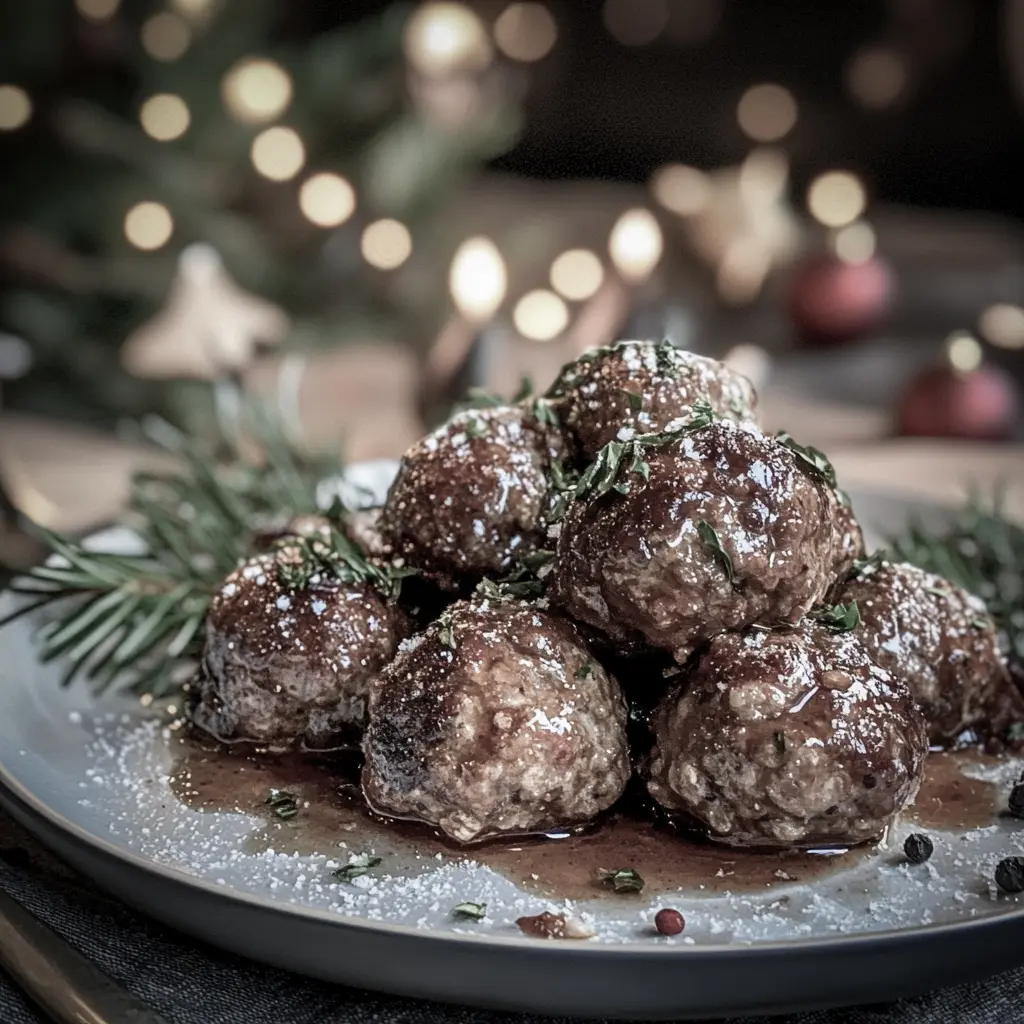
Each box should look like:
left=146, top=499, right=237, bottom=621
left=846, top=47, right=907, bottom=109
left=0, top=86, right=31, bottom=132
left=124, top=202, right=174, bottom=251
left=298, top=173, right=355, bottom=227
left=978, top=304, right=1024, bottom=350
left=650, top=164, right=710, bottom=216
left=945, top=332, right=983, bottom=373
left=222, top=59, right=292, bottom=124
left=514, top=289, right=569, bottom=341
left=603, top=0, right=668, bottom=46
left=140, top=94, right=190, bottom=142
left=171, top=0, right=214, bottom=20
left=141, top=13, right=191, bottom=61
left=550, top=249, right=604, bottom=301
left=75, top=0, right=121, bottom=21
left=449, top=237, right=507, bottom=322
left=833, top=221, right=876, bottom=264
left=404, top=3, right=491, bottom=77
left=737, top=83, right=797, bottom=143
left=494, top=3, right=558, bottom=62
left=361, top=219, right=413, bottom=270
left=807, top=171, right=866, bottom=228
left=716, top=238, right=769, bottom=306
left=609, top=208, right=663, bottom=282
left=250, top=126, right=305, bottom=181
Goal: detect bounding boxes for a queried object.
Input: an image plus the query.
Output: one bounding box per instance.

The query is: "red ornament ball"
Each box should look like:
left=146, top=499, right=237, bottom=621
left=787, top=254, right=895, bottom=347
left=896, top=364, right=1020, bottom=441
left=654, top=908, right=686, bottom=936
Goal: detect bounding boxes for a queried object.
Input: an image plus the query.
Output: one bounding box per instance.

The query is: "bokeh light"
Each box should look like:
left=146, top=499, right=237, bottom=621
left=603, top=0, right=669, bottom=46
left=124, top=202, right=174, bottom=250
left=514, top=289, right=569, bottom=341
left=404, top=3, right=492, bottom=77
left=978, top=304, right=1024, bottom=350
left=833, top=221, right=877, bottom=264
left=140, top=94, right=190, bottom=142
left=946, top=332, right=983, bottom=373
left=0, top=86, right=32, bottom=132
left=609, top=208, right=664, bottom=282
left=75, top=0, right=121, bottom=20
left=298, top=173, right=356, bottom=227
left=737, top=83, right=798, bottom=143
left=222, top=59, right=292, bottom=124
left=650, top=164, right=710, bottom=216
left=141, top=13, right=191, bottom=61
left=449, top=237, right=507, bottom=322
left=846, top=47, right=907, bottom=109
left=250, top=126, right=305, bottom=181
left=494, top=3, right=558, bottom=62
left=550, top=249, right=604, bottom=301
left=361, top=219, right=413, bottom=270
left=807, top=171, right=867, bottom=228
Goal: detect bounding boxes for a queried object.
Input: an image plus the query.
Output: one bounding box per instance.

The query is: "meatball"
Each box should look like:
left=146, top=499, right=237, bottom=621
left=191, top=547, right=409, bottom=750
left=379, top=404, right=566, bottom=590
left=547, top=340, right=757, bottom=459
left=835, top=561, right=1019, bottom=746
left=827, top=491, right=865, bottom=581
left=646, top=626, right=928, bottom=848
left=549, top=420, right=849, bottom=661
left=362, top=597, right=630, bottom=843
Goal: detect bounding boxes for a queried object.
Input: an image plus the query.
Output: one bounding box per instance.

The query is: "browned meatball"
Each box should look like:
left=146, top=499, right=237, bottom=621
left=827, top=491, right=866, bottom=580
left=362, top=597, right=630, bottom=843
left=191, top=548, right=409, bottom=750
left=835, top=561, right=1020, bottom=746
left=379, top=404, right=566, bottom=590
left=646, top=626, right=928, bottom=848
left=549, top=420, right=850, bottom=661
left=547, top=340, right=757, bottom=459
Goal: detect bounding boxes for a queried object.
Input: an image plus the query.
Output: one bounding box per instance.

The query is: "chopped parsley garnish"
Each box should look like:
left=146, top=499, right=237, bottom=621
left=599, top=868, right=645, bottom=894
left=332, top=854, right=382, bottom=883
left=848, top=551, right=886, bottom=580
left=620, top=388, right=643, bottom=411
left=697, top=520, right=734, bottom=584
left=513, top=376, right=535, bottom=402
left=465, top=417, right=488, bottom=440
left=811, top=601, right=861, bottom=632
left=575, top=662, right=594, bottom=679
left=452, top=901, right=487, bottom=921
left=436, top=609, right=457, bottom=649
left=776, top=431, right=838, bottom=489
left=533, top=396, right=560, bottom=428
left=266, top=790, right=299, bottom=820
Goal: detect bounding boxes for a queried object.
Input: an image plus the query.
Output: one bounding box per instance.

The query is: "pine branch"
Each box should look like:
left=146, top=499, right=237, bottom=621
left=2, top=404, right=345, bottom=696
left=887, top=490, right=1024, bottom=662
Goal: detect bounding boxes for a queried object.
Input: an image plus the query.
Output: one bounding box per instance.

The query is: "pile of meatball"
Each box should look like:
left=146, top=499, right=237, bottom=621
left=190, top=340, right=1021, bottom=850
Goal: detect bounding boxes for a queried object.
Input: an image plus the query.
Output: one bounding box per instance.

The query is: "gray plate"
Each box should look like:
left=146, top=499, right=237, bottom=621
left=1, top=477, right=1023, bottom=1020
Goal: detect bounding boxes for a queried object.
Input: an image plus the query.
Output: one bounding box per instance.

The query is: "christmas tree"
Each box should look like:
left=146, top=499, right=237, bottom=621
left=0, top=0, right=522, bottom=427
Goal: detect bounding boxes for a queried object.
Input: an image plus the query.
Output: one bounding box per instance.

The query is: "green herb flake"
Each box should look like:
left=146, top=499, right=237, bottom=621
left=599, top=868, right=645, bottom=894
left=776, top=431, right=838, bottom=489
left=619, top=388, right=643, bottom=412
left=533, top=397, right=559, bottom=428
left=513, top=376, right=535, bottom=402
left=697, top=520, right=734, bottom=584
left=437, top=610, right=457, bottom=649
left=849, top=552, right=886, bottom=580
left=575, top=662, right=594, bottom=679
left=924, top=585, right=953, bottom=599
left=654, top=340, right=683, bottom=378
left=812, top=601, right=861, bottom=632
left=972, top=617, right=990, bottom=630
left=332, top=854, right=382, bottom=883
left=266, top=790, right=299, bottom=820
left=465, top=418, right=488, bottom=440
left=452, top=901, right=487, bottom=921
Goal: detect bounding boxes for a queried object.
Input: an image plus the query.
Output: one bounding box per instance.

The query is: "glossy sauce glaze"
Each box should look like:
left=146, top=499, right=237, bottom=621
left=168, top=738, right=1002, bottom=901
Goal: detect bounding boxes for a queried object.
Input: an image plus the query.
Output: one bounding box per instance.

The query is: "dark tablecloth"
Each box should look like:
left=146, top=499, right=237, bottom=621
left=0, top=827, right=1022, bottom=1024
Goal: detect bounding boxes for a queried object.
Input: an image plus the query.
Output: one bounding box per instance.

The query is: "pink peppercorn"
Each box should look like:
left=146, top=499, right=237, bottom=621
left=654, top=908, right=685, bottom=936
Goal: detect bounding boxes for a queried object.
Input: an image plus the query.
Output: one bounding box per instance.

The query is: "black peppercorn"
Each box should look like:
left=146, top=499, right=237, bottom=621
left=995, top=857, right=1024, bottom=894
left=1009, top=784, right=1024, bottom=819
left=903, top=833, right=933, bottom=864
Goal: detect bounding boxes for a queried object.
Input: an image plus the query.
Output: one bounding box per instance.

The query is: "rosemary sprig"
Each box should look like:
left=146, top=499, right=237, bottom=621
left=0, top=404, right=362, bottom=696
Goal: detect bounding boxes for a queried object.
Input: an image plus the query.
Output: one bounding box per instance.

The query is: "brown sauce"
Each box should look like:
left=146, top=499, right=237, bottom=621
left=168, top=738, right=1000, bottom=900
